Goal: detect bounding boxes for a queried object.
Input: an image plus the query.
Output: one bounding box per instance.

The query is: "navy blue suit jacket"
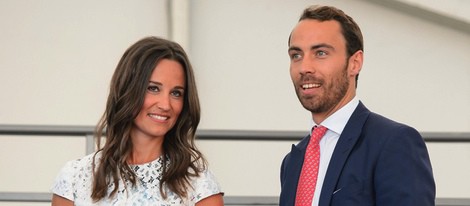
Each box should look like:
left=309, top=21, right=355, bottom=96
left=280, top=102, right=435, bottom=206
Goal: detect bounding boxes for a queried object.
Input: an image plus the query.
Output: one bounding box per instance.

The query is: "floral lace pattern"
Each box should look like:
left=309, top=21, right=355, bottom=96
left=51, top=152, right=222, bottom=206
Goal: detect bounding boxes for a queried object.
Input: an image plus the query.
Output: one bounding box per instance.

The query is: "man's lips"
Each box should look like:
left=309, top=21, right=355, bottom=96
left=302, top=83, right=321, bottom=89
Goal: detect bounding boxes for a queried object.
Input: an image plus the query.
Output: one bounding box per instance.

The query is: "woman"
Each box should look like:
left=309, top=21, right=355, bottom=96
left=51, top=37, right=224, bottom=205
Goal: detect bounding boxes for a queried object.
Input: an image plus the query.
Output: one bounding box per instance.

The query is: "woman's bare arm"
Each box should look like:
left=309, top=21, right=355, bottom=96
left=195, top=193, right=224, bottom=206
left=51, top=194, right=73, bottom=206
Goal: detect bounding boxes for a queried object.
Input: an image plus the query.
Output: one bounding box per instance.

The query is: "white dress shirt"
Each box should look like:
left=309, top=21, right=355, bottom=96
left=310, top=96, right=359, bottom=206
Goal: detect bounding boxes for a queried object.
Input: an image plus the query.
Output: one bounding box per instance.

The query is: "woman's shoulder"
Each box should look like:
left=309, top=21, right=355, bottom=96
left=56, top=151, right=101, bottom=179
left=50, top=152, right=101, bottom=201
left=196, top=167, right=218, bottom=181
left=189, top=167, right=223, bottom=201
left=64, top=152, right=101, bottom=171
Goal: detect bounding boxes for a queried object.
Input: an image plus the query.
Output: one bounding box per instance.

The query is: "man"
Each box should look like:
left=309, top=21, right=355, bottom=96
left=280, top=5, right=435, bottom=206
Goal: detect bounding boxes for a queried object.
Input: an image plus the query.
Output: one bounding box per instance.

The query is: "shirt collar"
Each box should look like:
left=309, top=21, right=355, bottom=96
left=311, top=96, right=359, bottom=135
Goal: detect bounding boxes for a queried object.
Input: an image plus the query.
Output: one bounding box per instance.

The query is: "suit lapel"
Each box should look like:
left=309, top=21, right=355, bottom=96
left=282, top=135, right=309, bottom=205
left=319, top=102, right=371, bottom=205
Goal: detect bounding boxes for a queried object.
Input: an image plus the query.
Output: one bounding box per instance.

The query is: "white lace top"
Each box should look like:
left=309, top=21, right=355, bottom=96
left=51, top=152, right=222, bottom=206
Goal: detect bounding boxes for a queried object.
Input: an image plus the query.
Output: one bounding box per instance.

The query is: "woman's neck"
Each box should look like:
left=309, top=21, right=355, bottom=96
left=128, top=135, right=164, bottom=165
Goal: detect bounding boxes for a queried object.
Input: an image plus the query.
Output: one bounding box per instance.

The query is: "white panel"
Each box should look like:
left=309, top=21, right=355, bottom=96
left=196, top=139, right=298, bottom=196
left=0, top=0, right=168, bottom=126
left=169, top=0, right=190, bottom=51
left=397, top=0, right=470, bottom=22
left=190, top=0, right=310, bottom=131
left=427, top=142, right=470, bottom=198
left=0, top=135, right=85, bottom=192
left=0, top=203, right=49, bottom=206
left=189, top=0, right=470, bottom=132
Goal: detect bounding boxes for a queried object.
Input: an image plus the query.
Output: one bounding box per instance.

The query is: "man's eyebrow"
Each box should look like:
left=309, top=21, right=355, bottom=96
left=288, top=46, right=301, bottom=52
left=288, top=43, right=335, bottom=52
left=311, top=43, right=335, bottom=51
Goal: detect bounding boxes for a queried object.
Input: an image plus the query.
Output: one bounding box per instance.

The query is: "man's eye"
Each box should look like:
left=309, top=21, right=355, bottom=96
left=290, top=53, right=302, bottom=60
left=316, top=50, right=327, bottom=56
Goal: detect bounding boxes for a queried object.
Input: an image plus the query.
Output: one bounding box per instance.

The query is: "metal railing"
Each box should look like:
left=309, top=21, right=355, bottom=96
left=2, top=124, right=469, bottom=154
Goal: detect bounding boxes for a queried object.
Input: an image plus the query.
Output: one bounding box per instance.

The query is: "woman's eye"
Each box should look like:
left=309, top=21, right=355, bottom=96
left=147, top=85, right=159, bottom=92
left=171, top=90, right=183, bottom=97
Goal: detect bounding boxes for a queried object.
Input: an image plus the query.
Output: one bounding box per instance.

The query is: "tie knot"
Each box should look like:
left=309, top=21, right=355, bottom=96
left=310, top=126, right=327, bottom=143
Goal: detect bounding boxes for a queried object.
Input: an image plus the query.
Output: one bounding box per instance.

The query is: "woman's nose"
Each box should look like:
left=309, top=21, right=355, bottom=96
left=157, top=95, right=171, bottom=111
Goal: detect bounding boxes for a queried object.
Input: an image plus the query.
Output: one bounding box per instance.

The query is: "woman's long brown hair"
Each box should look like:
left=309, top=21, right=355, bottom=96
left=91, top=36, right=206, bottom=201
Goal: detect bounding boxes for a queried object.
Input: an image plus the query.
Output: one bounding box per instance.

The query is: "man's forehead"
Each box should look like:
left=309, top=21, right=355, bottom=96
left=293, top=19, right=341, bottom=35
left=289, top=19, right=344, bottom=47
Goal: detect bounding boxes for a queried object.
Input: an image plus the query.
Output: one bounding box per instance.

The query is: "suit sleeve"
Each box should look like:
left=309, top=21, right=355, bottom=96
left=280, top=155, right=287, bottom=186
left=374, top=126, right=435, bottom=205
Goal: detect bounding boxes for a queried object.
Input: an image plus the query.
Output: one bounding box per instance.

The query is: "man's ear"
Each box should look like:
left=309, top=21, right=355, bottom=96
left=349, top=50, right=363, bottom=77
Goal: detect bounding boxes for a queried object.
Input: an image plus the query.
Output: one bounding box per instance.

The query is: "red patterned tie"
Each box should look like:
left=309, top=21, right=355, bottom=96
left=295, top=126, right=328, bottom=206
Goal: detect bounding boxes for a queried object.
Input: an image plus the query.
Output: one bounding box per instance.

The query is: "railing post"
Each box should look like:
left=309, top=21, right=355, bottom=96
left=85, top=134, right=95, bottom=155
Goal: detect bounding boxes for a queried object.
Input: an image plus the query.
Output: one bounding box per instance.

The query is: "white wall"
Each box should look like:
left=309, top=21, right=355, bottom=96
left=190, top=0, right=470, bottom=133
left=1, top=0, right=469, bottom=202
left=0, top=0, right=168, bottom=126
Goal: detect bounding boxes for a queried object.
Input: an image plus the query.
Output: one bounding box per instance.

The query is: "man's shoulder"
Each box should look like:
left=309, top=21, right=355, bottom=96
left=367, top=112, right=414, bottom=129
left=360, top=111, right=422, bottom=143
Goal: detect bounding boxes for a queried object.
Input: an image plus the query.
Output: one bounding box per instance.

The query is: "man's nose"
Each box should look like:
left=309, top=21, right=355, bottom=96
left=299, top=57, right=316, bottom=74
